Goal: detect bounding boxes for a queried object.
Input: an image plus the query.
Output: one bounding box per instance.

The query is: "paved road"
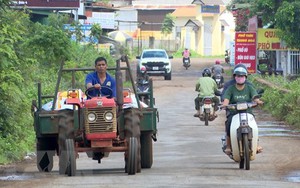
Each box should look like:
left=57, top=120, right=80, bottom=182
left=0, top=58, right=299, bottom=188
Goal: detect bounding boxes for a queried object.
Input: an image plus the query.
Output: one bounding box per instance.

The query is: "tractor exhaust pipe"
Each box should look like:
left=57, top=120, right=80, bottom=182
left=116, top=59, right=124, bottom=108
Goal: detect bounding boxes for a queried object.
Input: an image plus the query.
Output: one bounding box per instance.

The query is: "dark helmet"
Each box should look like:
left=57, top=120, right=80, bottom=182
left=202, top=68, right=211, bottom=77
left=233, top=65, right=248, bottom=77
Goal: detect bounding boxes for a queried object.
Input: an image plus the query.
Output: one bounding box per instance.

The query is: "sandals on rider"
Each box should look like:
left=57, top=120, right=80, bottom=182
left=224, top=148, right=232, bottom=155
left=256, top=146, right=263, bottom=154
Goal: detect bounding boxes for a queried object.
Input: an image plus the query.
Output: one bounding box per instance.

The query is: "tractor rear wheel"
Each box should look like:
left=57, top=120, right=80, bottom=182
left=124, top=109, right=141, bottom=174
left=58, top=110, right=75, bottom=175
left=140, top=132, right=153, bottom=168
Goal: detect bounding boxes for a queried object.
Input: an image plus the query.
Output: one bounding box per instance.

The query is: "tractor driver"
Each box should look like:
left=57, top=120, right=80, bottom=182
left=85, top=57, right=116, bottom=99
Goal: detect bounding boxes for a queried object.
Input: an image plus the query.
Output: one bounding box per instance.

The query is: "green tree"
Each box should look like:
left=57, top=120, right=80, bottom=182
left=161, top=13, right=175, bottom=49
left=161, top=13, right=175, bottom=36
left=25, top=22, right=72, bottom=66
left=0, top=8, right=35, bottom=163
left=47, top=13, right=70, bottom=29
left=0, top=0, right=11, bottom=12
left=90, top=23, right=103, bottom=43
left=251, top=0, right=300, bottom=49
left=227, top=0, right=252, bottom=31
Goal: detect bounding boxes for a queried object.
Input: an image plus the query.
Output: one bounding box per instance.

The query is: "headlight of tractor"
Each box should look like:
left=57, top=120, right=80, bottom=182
left=87, top=112, right=97, bottom=122
left=104, top=112, right=114, bottom=121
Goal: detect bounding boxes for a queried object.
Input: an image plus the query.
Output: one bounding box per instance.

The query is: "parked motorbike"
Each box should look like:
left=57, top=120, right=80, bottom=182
left=225, top=50, right=230, bottom=64
left=136, top=79, right=150, bottom=105
left=183, top=57, right=191, bottom=70
left=221, top=102, right=261, bottom=170
left=199, top=97, right=217, bottom=126
left=213, top=73, right=224, bottom=89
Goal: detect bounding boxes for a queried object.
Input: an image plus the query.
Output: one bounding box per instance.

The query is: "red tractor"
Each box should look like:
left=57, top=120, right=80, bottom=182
left=32, top=55, right=158, bottom=176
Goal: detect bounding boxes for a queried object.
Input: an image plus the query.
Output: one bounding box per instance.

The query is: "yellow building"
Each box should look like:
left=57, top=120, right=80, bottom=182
left=172, top=0, right=235, bottom=56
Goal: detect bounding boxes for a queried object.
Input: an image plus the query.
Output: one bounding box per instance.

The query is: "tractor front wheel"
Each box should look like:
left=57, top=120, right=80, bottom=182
left=124, top=109, right=141, bottom=174
left=127, top=137, right=138, bottom=175
left=66, top=139, right=76, bottom=176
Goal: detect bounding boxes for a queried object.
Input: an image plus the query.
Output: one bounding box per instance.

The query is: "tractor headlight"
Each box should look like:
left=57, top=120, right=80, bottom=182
left=104, top=112, right=114, bottom=121
left=87, top=112, right=96, bottom=122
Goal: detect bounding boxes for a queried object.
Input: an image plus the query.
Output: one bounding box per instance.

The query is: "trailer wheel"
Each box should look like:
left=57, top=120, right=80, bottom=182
left=124, top=109, right=141, bottom=174
left=140, top=132, right=153, bottom=168
left=58, top=110, right=75, bottom=175
left=36, top=137, right=56, bottom=172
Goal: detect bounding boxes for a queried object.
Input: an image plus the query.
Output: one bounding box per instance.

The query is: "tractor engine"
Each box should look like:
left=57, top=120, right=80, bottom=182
left=83, top=97, right=117, bottom=147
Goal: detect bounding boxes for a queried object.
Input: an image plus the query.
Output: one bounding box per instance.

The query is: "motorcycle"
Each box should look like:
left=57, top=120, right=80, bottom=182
left=183, top=57, right=191, bottom=70
left=225, top=50, right=230, bottom=64
left=213, top=73, right=224, bottom=89
left=221, top=102, right=260, bottom=170
left=199, top=97, right=217, bottom=126
left=136, top=79, right=150, bottom=105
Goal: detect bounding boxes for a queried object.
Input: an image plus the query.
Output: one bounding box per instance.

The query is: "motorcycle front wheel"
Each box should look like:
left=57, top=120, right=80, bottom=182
left=239, top=134, right=250, bottom=170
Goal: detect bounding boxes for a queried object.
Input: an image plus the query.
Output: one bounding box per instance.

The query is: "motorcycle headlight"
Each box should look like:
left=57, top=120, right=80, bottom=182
left=236, top=103, right=248, bottom=110
left=104, top=112, right=114, bottom=121
left=87, top=112, right=97, bottom=122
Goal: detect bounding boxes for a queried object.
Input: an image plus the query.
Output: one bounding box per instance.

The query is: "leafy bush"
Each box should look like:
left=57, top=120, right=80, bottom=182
left=251, top=75, right=300, bottom=129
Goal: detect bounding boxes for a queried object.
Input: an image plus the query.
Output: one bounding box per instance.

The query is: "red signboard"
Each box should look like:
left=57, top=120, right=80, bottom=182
left=234, top=32, right=257, bottom=74
left=11, top=0, right=79, bottom=8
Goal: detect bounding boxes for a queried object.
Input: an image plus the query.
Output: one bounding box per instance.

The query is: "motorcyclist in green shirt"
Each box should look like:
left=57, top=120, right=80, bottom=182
left=194, top=68, right=220, bottom=117
left=222, top=66, right=264, bottom=155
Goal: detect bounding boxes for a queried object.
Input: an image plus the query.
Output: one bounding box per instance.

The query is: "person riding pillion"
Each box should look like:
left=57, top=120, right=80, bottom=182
left=194, top=68, right=220, bottom=117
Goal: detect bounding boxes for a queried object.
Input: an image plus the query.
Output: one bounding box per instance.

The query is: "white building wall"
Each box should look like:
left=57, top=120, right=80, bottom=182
left=115, top=9, right=138, bottom=32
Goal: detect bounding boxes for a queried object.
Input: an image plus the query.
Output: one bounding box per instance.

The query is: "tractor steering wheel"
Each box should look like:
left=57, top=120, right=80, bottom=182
left=85, top=86, right=113, bottom=99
